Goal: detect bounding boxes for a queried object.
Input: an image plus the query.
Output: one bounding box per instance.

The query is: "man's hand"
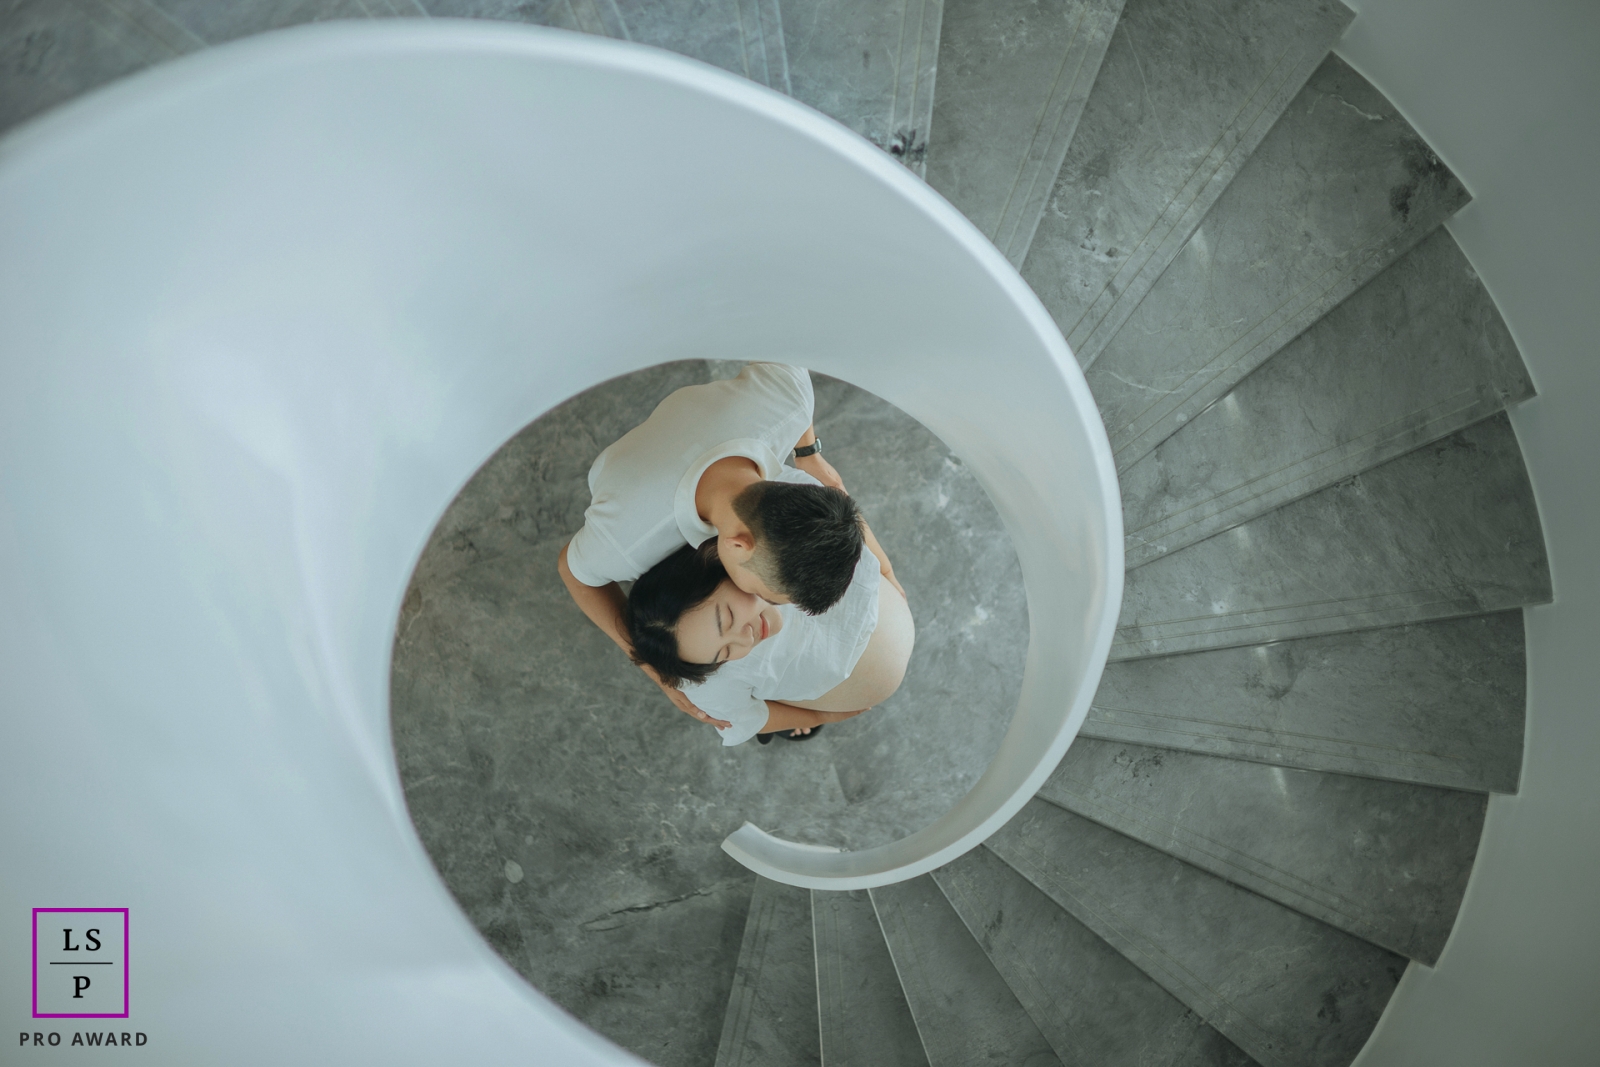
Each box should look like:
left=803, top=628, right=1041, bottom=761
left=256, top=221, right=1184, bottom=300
left=642, top=663, right=731, bottom=729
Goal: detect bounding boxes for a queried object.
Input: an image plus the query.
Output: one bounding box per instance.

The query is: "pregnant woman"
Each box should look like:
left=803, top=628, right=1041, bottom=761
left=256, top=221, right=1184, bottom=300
left=626, top=534, right=914, bottom=745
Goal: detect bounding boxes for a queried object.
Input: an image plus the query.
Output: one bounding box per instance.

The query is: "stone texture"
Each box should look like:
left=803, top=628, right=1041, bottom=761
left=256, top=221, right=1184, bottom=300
left=0, top=0, right=201, bottom=134
left=1085, top=612, right=1527, bottom=794
left=1122, top=227, right=1534, bottom=568
left=1087, top=54, right=1473, bottom=470
left=1020, top=0, right=1351, bottom=365
left=813, top=889, right=930, bottom=1067
left=1039, top=737, right=1486, bottom=963
left=425, top=0, right=790, bottom=89
left=933, top=847, right=1253, bottom=1067
left=151, top=0, right=400, bottom=44
left=871, top=875, right=1062, bottom=1067
left=780, top=0, right=943, bottom=172
left=715, top=878, right=821, bottom=1067
left=989, top=800, right=1405, bottom=1067
left=925, top=0, right=1124, bottom=265
left=391, top=363, right=1025, bottom=1058
left=1113, top=414, right=1551, bottom=660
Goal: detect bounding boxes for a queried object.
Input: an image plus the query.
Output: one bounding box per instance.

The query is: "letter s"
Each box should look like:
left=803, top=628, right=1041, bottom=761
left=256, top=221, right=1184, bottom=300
left=85, top=929, right=101, bottom=952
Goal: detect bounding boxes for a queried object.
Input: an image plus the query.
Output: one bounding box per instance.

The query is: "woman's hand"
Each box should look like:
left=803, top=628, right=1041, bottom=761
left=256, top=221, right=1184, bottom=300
left=641, top=663, right=731, bottom=729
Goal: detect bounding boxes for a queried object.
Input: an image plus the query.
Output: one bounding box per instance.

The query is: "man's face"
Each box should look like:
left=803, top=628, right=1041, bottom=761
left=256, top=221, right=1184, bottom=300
left=717, top=537, right=790, bottom=604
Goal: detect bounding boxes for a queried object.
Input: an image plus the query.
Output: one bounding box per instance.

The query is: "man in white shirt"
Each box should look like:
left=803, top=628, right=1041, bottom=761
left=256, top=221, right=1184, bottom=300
left=557, top=363, right=899, bottom=726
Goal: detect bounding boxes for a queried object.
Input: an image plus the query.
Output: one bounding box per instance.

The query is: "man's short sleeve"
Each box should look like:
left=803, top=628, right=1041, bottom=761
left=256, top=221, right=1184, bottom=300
left=564, top=521, right=631, bottom=587
left=747, top=362, right=815, bottom=426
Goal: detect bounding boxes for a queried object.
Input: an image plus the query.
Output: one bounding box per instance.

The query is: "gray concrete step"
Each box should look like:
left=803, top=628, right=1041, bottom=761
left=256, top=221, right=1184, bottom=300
left=812, top=889, right=930, bottom=1067
left=1113, top=413, right=1550, bottom=660
left=429, top=0, right=791, bottom=90
left=1020, top=0, right=1352, bottom=366
left=1039, top=738, right=1485, bottom=963
left=925, top=0, right=1124, bottom=266
left=933, top=846, right=1255, bottom=1067
left=871, top=875, right=1062, bottom=1067
left=1087, top=54, right=1472, bottom=471
left=715, top=878, right=821, bottom=1067
left=780, top=0, right=944, bottom=173
left=1121, top=227, right=1535, bottom=569
left=1084, top=612, right=1526, bottom=794
left=989, top=799, right=1405, bottom=1067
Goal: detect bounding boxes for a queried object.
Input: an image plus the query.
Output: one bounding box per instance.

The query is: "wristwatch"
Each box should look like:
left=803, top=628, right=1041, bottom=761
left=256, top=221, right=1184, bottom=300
left=793, top=438, right=822, bottom=458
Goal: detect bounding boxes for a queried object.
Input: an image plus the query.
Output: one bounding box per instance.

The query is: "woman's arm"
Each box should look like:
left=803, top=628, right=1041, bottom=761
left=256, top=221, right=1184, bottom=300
left=758, top=701, right=868, bottom=734
left=558, top=542, right=732, bottom=729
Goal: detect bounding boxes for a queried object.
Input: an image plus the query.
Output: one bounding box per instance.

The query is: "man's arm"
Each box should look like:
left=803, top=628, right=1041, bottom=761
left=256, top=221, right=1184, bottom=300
left=792, top=425, right=845, bottom=491
left=759, top=701, right=867, bottom=735
left=558, top=542, right=732, bottom=729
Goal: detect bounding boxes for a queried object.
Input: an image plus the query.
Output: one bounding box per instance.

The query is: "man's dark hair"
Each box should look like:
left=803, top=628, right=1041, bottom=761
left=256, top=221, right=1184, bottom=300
left=625, top=543, right=728, bottom=689
left=732, top=481, right=862, bottom=614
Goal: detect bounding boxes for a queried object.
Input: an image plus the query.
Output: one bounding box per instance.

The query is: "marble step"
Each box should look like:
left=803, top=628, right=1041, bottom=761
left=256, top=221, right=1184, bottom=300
left=1112, top=413, right=1551, bottom=660
left=989, top=800, right=1405, bottom=1067
left=871, top=876, right=1063, bottom=1067
left=155, top=0, right=422, bottom=43
left=715, top=879, right=821, bottom=1067
left=1039, top=737, right=1485, bottom=963
left=925, top=0, right=1124, bottom=266
left=1085, top=612, right=1527, bottom=794
left=1122, top=227, right=1535, bottom=569
left=0, top=0, right=203, bottom=134
left=1087, top=55, right=1473, bottom=471
left=427, top=0, right=791, bottom=91
left=812, top=889, right=930, bottom=1067
left=1020, top=0, right=1351, bottom=366
left=932, top=846, right=1255, bottom=1067
left=781, top=0, right=943, bottom=173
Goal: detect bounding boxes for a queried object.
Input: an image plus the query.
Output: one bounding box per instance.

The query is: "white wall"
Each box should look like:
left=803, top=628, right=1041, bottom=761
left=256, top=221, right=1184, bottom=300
left=1337, top=2, right=1600, bottom=1063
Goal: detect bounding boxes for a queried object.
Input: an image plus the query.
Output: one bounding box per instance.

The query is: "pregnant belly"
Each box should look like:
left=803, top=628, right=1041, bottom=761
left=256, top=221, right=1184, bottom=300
left=785, top=582, right=914, bottom=713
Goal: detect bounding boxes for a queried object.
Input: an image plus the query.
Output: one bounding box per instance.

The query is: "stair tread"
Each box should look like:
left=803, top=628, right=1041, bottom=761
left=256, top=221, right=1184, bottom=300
left=990, top=800, right=1405, bottom=1067
left=813, top=889, right=930, bottom=1067
left=715, top=879, right=820, bottom=1067
left=427, top=0, right=790, bottom=89
left=935, top=847, right=1256, bottom=1067
left=1021, top=0, right=1352, bottom=366
left=1114, top=413, right=1550, bottom=659
left=1087, top=54, right=1471, bottom=471
left=780, top=0, right=943, bottom=173
left=872, top=876, right=1063, bottom=1067
left=925, top=0, right=1124, bottom=265
left=1122, top=226, right=1534, bottom=568
left=1040, top=737, right=1485, bottom=963
left=1086, top=612, right=1527, bottom=793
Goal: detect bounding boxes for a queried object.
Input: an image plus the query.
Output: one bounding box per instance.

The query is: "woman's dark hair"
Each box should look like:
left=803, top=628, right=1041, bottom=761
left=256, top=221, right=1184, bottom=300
left=732, top=481, right=862, bottom=614
left=625, top=543, right=729, bottom=688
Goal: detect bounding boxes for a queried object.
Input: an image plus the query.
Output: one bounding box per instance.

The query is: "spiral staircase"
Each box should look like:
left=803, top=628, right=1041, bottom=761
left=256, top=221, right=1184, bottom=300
left=4, top=0, right=1552, bottom=1064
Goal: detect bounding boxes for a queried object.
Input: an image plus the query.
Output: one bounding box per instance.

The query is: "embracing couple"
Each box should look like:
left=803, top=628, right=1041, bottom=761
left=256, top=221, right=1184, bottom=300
left=557, top=363, right=915, bottom=745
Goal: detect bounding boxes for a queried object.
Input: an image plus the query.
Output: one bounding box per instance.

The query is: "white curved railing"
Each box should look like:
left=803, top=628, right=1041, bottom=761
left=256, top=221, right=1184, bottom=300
left=0, top=20, right=1120, bottom=1059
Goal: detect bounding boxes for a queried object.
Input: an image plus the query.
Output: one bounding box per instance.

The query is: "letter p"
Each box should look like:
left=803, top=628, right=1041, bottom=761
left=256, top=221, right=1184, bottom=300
left=72, top=976, right=90, bottom=998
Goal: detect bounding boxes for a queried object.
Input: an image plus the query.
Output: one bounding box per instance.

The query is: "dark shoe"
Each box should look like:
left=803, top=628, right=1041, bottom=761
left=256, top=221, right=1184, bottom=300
left=756, top=725, right=823, bottom=744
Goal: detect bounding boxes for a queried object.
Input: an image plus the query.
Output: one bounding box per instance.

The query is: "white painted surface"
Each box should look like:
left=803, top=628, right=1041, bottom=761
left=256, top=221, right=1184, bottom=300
left=1338, top=1, right=1600, bottom=1064
left=0, top=20, right=1119, bottom=1061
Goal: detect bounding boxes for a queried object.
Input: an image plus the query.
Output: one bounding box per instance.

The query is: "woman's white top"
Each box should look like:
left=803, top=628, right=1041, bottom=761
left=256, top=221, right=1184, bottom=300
left=686, top=548, right=881, bottom=746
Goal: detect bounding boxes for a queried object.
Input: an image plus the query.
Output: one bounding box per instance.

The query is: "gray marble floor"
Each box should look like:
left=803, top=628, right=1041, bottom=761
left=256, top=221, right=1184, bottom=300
left=390, top=361, right=1027, bottom=1062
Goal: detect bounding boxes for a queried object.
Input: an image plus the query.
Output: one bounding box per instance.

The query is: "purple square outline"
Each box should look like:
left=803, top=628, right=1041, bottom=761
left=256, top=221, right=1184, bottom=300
left=32, top=908, right=129, bottom=1019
